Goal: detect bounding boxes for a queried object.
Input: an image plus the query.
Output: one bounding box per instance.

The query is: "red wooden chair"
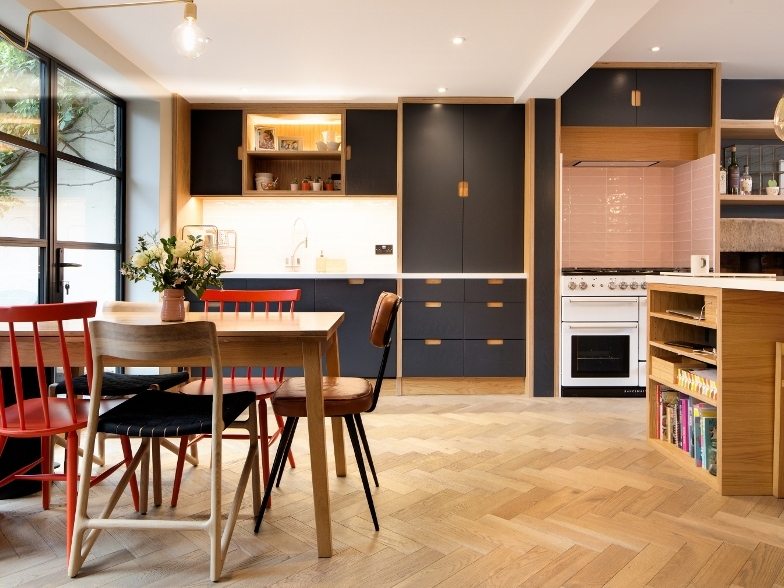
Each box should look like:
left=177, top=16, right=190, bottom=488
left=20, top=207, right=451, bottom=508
left=0, top=301, right=135, bottom=559
left=170, top=289, right=299, bottom=507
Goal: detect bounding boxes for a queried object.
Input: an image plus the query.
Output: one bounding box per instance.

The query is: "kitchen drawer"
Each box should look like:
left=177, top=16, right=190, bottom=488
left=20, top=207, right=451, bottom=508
left=403, top=279, right=464, bottom=302
left=402, top=339, right=463, bottom=376
left=465, top=279, right=525, bottom=302
left=463, top=302, right=525, bottom=339
left=463, top=339, right=525, bottom=376
left=403, top=301, right=463, bottom=339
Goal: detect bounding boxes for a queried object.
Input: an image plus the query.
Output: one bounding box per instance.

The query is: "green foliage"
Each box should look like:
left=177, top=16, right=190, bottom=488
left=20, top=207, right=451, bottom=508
left=769, top=178, right=778, bottom=187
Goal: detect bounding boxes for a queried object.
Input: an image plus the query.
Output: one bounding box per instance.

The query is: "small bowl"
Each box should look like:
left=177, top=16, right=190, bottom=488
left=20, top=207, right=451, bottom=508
left=315, top=141, right=327, bottom=152
left=326, top=141, right=340, bottom=152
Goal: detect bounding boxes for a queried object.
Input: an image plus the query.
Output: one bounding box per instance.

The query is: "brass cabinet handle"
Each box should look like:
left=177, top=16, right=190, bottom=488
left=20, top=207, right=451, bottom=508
left=348, top=278, right=365, bottom=285
left=424, top=278, right=442, bottom=285
left=236, top=146, right=243, bottom=160
left=424, top=339, right=442, bottom=346
left=487, top=302, right=504, bottom=308
left=487, top=339, right=504, bottom=346
left=424, top=301, right=442, bottom=308
left=487, top=279, right=504, bottom=285
left=346, top=145, right=352, bottom=160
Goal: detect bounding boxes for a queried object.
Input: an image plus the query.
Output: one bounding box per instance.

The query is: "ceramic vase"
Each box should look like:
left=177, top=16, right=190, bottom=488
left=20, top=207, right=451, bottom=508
left=161, top=288, right=186, bottom=322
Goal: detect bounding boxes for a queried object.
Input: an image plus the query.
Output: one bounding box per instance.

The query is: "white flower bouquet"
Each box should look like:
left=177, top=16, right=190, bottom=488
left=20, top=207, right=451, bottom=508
left=120, top=233, right=224, bottom=297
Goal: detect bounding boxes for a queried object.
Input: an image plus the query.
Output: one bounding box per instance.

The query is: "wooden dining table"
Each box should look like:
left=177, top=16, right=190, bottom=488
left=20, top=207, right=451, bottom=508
left=0, top=309, right=346, bottom=558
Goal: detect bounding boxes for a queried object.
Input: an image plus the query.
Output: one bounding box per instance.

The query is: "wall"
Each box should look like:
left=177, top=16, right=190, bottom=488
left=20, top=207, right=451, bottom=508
left=561, top=154, right=715, bottom=269
left=200, top=197, right=397, bottom=274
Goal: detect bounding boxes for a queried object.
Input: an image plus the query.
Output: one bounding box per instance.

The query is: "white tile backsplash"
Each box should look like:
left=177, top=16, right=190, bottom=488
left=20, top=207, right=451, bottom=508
left=201, top=197, right=398, bottom=274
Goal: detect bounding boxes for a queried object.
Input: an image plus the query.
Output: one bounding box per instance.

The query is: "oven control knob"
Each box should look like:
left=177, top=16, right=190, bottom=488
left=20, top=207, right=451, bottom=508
left=641, top=282, right=647, bottom=290
left=608, top=281, right=617, bottom=290
left=567, top=280, right=577, bottom=290
left=579, top=281, right=588, bottom=290
left=619, top=281, right=629, bottom=290
left=629, top=281, right=639, bottom=290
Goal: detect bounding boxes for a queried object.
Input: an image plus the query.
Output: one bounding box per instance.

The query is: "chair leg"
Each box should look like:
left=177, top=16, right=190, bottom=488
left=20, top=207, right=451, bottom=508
left=275, top=417, right=298, bottom=488
left=354, top=414, right=378, bottom=487
left=275, top=413, right=296, bottom=469
left=41, top=436, right=51, bottom=510
left=65, top=430, right=79, bottom=560
left=344, top=415, right=379, bottom=531
left=258, top=398, right=270, bottom=497
left=140, top=445, right=150, bottom=515
left=254, top=416, right=297, bottom=533
left=170, top=436, right=190, bottom=507
left=96, top=432, right=106, bottom=465
left=151, top=438, right=162, bottom=507
left=119, top=436, right=140, bottom=512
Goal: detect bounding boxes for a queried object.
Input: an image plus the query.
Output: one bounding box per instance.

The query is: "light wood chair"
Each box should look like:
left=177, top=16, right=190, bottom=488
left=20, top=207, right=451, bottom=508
left=171, top=289, right=299, bottom=508
left=255, top=291, right=401, bottom=533
left=68, top=320, right=260, bottom=582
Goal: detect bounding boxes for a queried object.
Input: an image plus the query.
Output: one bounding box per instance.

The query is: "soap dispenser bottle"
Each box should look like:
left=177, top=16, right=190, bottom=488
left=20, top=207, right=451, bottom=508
left=316, top=250, right=327, bottom=273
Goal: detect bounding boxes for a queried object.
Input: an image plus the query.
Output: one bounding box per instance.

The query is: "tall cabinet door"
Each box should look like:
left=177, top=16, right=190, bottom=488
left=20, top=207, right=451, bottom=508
left=190, top=109, right=243, bottom=195
left=345, top=109, right=398, bottom=195
left=462, top=104, right=524, bottom=272
left=402, top=104, right=464, bottom=272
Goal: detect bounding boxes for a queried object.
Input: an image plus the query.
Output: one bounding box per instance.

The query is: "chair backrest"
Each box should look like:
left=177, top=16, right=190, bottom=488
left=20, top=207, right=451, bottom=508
left=201, top=289, right=300, bottom=317
left=102, top=300, right=190, bottom=313
left=368, top=292, right=402, bottom=412
left=199, top=289, right=302, bottom=382
left=89, top=320, right=224, bottom=427
left=0, top=301, right=97, bottom=432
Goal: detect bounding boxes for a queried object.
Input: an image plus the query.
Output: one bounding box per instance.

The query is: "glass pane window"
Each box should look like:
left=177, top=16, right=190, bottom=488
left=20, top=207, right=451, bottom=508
left=60, top=248, right=116, bottom=307
left=0, top=141, right=40, bottom=238
left=0, top=246, right=40, bottom=304
left=56, top=159, right=117, bottom=244
left=0, top=38, right=42, bottom=143
left=57, top=70, right=117, bottom=169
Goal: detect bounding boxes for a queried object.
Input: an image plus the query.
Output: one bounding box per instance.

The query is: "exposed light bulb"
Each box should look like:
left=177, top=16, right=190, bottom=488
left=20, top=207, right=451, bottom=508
left=171, top=2, right=209, bottom=58
left=774, top=96, right=784, bottom=142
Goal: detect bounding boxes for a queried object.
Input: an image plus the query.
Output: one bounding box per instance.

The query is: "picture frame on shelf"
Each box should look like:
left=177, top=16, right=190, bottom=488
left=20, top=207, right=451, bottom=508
left=254, top=126, right=276, bottom=151
left=278, top=137, right=302, bottom=152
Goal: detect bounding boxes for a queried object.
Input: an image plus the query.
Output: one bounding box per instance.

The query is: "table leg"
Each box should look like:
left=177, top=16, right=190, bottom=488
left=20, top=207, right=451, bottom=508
left=325, top=333, right=346, bottom=477
left=303, top=340, right=332, bottom=558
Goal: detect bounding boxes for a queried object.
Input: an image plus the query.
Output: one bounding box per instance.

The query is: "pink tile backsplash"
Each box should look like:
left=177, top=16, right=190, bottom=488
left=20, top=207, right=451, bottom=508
left=562, top=154, right=715, bottom=269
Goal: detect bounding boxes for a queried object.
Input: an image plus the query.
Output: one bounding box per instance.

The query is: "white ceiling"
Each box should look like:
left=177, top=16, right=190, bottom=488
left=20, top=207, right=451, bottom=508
left=8, top=0, right=784, bottom=103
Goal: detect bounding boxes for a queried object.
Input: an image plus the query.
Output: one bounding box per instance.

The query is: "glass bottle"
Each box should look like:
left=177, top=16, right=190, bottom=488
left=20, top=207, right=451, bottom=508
left=740, top=164, right=753, bottom=195
left=719, top=159, right=727, bottom=195
left=728, top=145, right=740, bottom=195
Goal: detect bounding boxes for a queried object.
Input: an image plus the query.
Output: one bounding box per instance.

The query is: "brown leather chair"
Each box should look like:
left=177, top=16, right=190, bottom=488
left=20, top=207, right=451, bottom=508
left=254, top=291, right=401, bottom=533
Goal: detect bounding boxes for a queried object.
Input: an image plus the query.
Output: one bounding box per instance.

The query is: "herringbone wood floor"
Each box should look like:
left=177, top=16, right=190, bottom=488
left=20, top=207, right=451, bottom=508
left=2, top=395, right=784, bottom=587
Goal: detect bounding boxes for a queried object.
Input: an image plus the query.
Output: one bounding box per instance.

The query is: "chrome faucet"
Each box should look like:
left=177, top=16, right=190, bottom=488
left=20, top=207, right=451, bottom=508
left=285, top=217, right=309, bottom=270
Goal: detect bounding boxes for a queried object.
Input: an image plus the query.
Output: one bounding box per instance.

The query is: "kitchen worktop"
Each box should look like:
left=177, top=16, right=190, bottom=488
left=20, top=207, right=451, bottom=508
left=225, top=272, right=528, bottom=280
left=648, top=273, right=784, bottom=292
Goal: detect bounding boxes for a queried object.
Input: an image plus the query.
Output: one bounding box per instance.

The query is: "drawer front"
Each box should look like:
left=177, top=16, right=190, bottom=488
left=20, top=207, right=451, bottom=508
left=463, top=302, right=525, bottom=339
left=403, top=339, right=463, bottom=376
left=403, top=279, right=464, bottom=302
left=464, top=279, right=525, bottom=302
left=463, top=339, right=525, bottom=376
left=403, top=302, right=463, bottom=339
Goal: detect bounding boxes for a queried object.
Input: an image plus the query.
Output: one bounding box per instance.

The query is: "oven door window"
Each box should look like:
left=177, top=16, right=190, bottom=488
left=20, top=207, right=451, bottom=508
left=571, top=334, right=630, bottom=378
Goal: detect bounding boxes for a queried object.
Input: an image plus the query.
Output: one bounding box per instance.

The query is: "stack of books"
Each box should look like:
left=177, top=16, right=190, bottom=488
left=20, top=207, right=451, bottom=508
left=677, top=367, right=718, bottom=400
left=655, top=385, right=717, bottom=476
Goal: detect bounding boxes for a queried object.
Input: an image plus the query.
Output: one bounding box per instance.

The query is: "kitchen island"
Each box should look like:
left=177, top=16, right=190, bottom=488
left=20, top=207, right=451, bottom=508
left=646, top=273, right=784, bottom=496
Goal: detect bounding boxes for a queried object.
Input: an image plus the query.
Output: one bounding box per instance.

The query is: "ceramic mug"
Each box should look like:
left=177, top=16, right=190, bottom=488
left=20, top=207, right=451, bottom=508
left=690, top=254, right=710, bottom=275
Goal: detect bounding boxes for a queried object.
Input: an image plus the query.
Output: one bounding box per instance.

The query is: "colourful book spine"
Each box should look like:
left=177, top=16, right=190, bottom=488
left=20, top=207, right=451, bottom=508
left=680, top=396, right=690, bottom=453
left=702, top=416, right=717, bottom=475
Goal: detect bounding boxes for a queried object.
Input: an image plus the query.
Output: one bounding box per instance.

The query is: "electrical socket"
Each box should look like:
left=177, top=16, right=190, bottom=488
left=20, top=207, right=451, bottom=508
left=375, top=244, right=393, bottom=255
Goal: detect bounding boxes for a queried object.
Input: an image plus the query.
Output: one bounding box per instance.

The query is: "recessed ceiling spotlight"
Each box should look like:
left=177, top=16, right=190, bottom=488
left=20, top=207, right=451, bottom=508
left=452, top=36, right=466, bottom=45
left=437, top=87, right=448, bottom=94
left=650, top=46, right=661, bottom=52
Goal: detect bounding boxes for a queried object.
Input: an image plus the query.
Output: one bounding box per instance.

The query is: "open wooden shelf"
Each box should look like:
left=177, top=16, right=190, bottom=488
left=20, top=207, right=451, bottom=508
left=649, top=341, right=717, bottom=365
left=720, top=195, right=784, bottom=205
left=648, top=438, right=720, bottom=491
left=649, top=311, right=717, bottom=330
left=649, top=373, right=717, bottom=404
left=247, top=151, right=341, bottom=160
left=720, top=118, right=778, bottom=140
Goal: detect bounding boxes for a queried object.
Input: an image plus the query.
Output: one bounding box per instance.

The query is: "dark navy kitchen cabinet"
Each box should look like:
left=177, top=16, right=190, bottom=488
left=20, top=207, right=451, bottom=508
left=561, top=68, right=712, bottom=128
left=402, top=103, right=524, bottom=272
left=402, top=104, right=464, bottom=271
left=190, top=109, right=242, bottom=195
left=345, top=109, right=398, bottom=195
left=403, top=340, right=463, bottom=377
left=314, top=279, right=398, bottom=378
left=561, top=68, right=637, bottom=126
left=722, top=79, right=784, bottom=120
